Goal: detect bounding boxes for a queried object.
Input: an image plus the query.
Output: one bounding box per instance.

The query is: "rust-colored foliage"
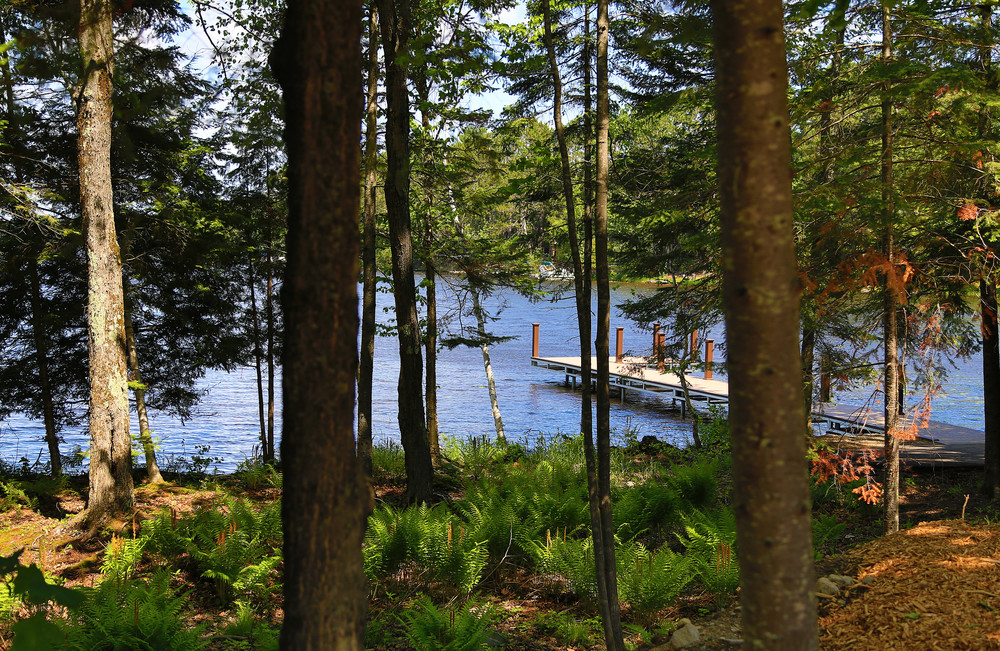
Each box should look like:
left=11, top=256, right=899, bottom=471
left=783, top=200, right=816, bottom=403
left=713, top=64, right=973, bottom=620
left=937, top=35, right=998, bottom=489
left=811, top=447, right=883, bottom=505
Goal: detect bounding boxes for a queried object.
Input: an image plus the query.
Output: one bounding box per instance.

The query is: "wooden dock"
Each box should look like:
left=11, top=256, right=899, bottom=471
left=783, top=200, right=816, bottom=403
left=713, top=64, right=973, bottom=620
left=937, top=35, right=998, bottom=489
left=530, top=352, right=987, bottom=467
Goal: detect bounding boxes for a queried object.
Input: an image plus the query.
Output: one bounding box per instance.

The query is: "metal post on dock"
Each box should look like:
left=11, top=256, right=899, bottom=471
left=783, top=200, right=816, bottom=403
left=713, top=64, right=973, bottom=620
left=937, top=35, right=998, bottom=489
left=705, top=339, right=714, bottom=380
left=616, top=327, right=624, bottom=363
left=657, top=332, right=666, bottom=372
left=532, top=323, right=540, bottom=358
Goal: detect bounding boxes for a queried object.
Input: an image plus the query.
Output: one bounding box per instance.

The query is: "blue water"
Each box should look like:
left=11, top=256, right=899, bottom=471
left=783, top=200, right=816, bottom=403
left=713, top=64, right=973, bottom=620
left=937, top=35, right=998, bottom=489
left=0, top=278, right=984, bottom=472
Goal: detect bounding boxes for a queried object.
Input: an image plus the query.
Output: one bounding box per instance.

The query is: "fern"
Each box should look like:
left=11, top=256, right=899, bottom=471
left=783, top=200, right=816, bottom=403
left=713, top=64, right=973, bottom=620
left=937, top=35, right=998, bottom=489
left=364, top=505, right=488, bottom=591
left=529, top=536, right=597, bottom=599
left=616, top=543, right=692, bottom=623
left=142, top=497, right=282, bottom=605
left=62, top=569, right=206, bottom=651
left=101, top=534, right=147, bottom=582
left=670, top=460, right=719, bottom=510
left=614, top=483, right=680, bottom=541
left=400, top=597, right=496, bottom=651
left=678, top=508, right=740, bottom=600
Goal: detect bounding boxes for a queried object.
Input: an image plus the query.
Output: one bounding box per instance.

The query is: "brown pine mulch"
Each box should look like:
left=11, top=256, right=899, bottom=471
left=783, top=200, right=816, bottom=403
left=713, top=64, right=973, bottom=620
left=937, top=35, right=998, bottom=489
left=819, top=519, right=1000, bottom=650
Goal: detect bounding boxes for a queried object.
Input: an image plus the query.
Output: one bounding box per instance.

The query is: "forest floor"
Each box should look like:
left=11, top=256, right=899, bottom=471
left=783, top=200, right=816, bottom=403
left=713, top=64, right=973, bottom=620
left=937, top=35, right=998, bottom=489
left=0, top=462, right=998, bottom=649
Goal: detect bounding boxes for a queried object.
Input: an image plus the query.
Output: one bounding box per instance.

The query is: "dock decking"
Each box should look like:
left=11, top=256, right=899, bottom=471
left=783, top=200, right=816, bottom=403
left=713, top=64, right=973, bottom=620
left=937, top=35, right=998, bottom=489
left=531, top=353, right=986, bottom=467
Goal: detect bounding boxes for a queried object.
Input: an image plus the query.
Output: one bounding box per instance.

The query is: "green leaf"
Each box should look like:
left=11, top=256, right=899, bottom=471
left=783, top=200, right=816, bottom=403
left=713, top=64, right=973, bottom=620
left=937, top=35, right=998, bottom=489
left=11, top=565, right=85, bottom=609
left=11, top=612, right=64, bottom=651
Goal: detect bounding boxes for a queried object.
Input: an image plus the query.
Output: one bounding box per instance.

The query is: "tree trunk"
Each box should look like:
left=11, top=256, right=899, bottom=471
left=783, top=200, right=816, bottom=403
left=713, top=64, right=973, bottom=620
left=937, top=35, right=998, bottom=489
left=375, top=0, right=434, bottom=504
left=880, top=3, right=901, bottom=535
left=78, top=0, right=134, bottom=531
left=358, top=7, right=379, bottom=479
left=472, top=290, right=505, bottom=442
left=983, top=278, right=1000, bottom=499
left=124, top=307, right=164, bottom=484
left=544, top=1, right=611, bottom=634
left=595, top=1, right=625, bottom=647
left=416, top=74, right=440, bottom=460
left=266, top=247, right=276, bottom=462
left=250, top=257, right=268, bottom=459
left=710, top=0, right=818, bottom=648
left=28, top=256, right=61, bottom=477
left=271, top=0, right=367, bottom=645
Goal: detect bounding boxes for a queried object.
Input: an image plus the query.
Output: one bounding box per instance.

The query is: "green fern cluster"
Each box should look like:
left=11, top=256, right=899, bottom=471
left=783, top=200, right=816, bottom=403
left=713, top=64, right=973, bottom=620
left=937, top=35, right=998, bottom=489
left=400, top=596, right=497, bottom=651
left=528, top=536, right=598, bottom=599
left=458, top=462, right=589, bottom=559
left=613, top=483, right=680, bottom=541
left=60, top=569, right=206, bottom=651
left=616, top=543, right=692, bottom=623
left=101, top=534, right=147, bottom=582
left=218, top=600, right=280, bottom=651
left=670, top=460, right=720, bottom=510
left=142, top=497, right=282, bottom=604
left=364, top=505, right=488, bottom=592
left=678, top=508, right=740, bottom=599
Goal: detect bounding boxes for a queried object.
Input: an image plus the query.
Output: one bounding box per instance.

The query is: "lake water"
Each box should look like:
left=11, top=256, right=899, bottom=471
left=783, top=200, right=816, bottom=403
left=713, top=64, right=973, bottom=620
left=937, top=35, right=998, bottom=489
left=0, top=277, right=986, bottom=473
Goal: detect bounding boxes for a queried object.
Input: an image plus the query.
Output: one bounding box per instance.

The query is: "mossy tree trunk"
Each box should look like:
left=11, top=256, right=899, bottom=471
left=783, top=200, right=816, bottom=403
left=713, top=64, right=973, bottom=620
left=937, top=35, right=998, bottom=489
left=78, top=0, right=134, bottom=530
left=271, top=0, right=367, bottom=644
left=710, top=0, right=818, bottom=647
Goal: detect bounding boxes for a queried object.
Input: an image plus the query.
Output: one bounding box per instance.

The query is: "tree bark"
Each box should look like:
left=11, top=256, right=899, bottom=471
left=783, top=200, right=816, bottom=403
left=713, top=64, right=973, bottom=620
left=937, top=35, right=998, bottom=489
left=983, top=278, right=1000, bottom=499
left=375, top=0, right=434, bottom=504
left=710, top=0, right=818, bottom=648
left=78, top=0, right=134, bottom=530
left=358, top=7, right=380, bottom=479
left=880, top=2, right=901, bottom=535
left=124, top=307, right=164, bottom=484
left=595, top=0, right=624, bottom=647
left=271, top=0, right=367, bottom=645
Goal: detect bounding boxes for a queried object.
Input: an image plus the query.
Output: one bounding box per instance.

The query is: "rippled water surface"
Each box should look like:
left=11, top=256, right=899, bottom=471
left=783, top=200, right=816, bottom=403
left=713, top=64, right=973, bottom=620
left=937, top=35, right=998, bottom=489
left=1, top=278, right=985, bottom=472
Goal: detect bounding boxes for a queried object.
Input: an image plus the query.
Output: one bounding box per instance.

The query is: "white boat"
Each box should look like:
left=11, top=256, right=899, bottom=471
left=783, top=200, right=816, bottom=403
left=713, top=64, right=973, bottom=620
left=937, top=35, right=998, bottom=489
left=538, top=261, right=574, bottom=280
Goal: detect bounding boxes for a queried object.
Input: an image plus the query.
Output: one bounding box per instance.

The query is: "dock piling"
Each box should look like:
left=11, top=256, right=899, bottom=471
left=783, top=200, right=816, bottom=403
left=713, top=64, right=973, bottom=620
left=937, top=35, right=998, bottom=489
left=657, top=332, right=666, bottom=372
left=532, top=323, right=540, bottom=358
left=705, top=339, right=714, bottom=380
left=616, top=327, right=624, bottom=363
left=820, top=354, right=831, bottom=402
